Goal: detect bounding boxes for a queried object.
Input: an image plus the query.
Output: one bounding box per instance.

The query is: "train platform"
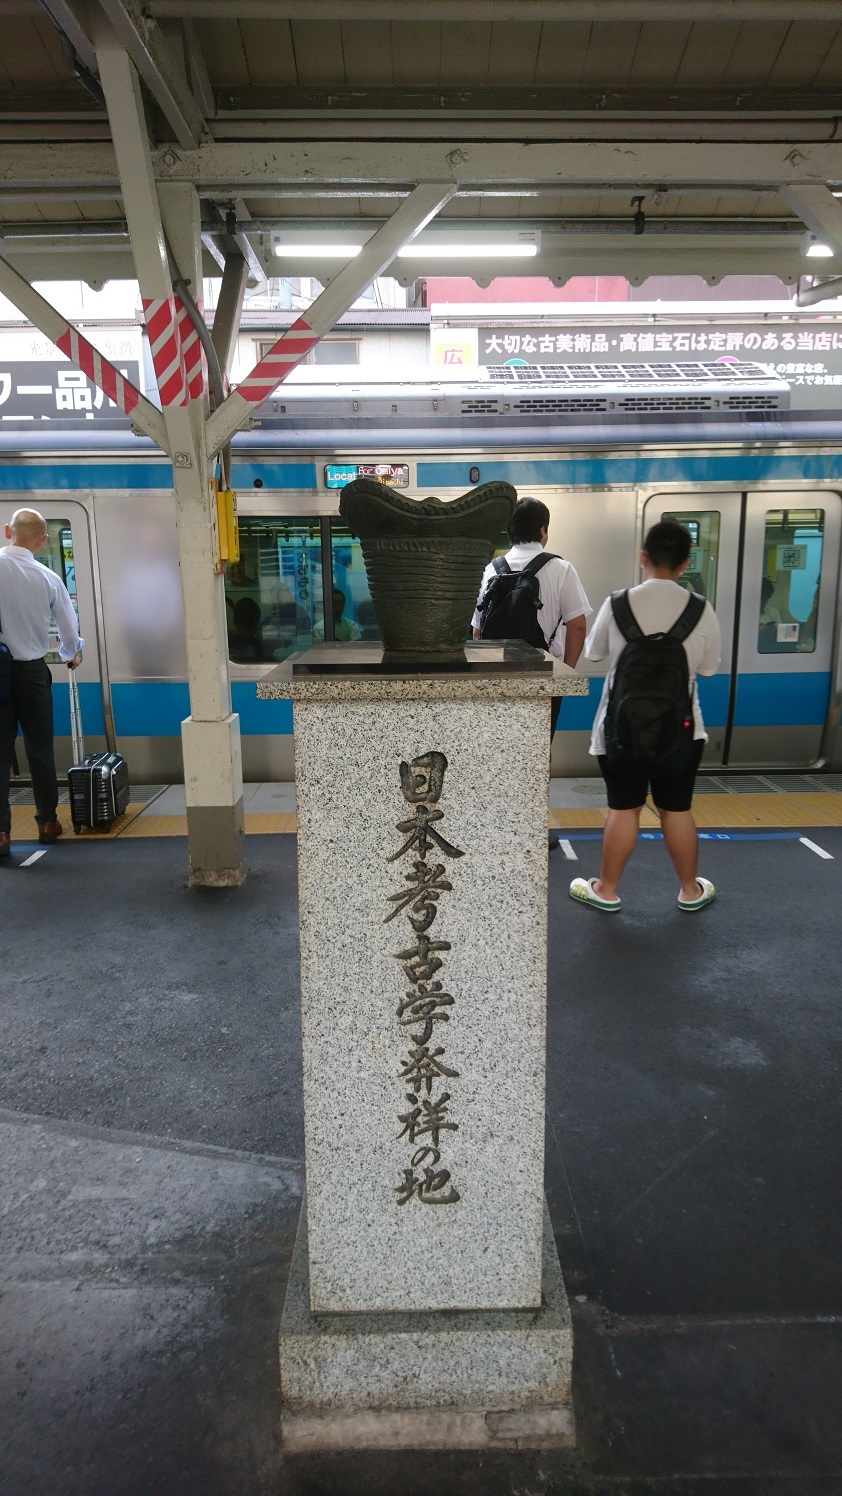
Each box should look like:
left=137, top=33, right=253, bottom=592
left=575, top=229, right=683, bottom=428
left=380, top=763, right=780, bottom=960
left=0, top=800, right=840, bottom=1494
left=6, top=772, right=842, bottom=849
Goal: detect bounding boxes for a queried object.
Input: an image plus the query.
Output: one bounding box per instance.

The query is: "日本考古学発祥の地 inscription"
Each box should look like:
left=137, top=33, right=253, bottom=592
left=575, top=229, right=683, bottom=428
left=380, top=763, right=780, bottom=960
left=385, top=751, right=464, bottom=1207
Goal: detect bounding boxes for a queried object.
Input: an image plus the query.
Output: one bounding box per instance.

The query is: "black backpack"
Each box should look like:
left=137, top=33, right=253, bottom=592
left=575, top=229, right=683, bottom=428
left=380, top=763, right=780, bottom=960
left=477, top=553, right=562, bottom=650
left=604, top=589, right=706, bottom=774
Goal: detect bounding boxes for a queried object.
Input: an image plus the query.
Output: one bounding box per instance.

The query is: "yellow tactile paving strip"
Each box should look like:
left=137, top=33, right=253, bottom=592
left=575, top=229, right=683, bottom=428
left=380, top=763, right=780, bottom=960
left=7, top=795, right=842, bottom=847
left=9, top=802, right=148, bottom=841
left=549, top=792, right=842, bottom=829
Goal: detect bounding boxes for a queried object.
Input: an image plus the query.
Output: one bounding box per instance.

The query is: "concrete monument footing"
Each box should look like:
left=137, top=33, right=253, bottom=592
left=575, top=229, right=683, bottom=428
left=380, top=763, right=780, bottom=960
left=279, top=1198, right=574, bottom=1452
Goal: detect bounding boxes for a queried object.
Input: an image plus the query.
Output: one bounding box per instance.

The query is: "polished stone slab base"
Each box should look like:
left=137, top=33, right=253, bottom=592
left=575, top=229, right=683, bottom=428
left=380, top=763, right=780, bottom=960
left=279, top=1198, right=575, bottom=1451
left=288, top=639, right=553, bottom=675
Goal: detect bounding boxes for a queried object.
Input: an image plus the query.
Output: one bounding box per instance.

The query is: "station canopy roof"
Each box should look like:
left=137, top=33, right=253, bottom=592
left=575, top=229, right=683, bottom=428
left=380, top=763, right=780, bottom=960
left=4, top=1, right=842, bottom=292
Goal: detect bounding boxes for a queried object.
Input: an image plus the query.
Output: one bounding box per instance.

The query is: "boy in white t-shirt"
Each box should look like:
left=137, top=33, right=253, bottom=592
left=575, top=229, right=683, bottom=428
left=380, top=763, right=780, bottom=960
left=569, top=519, right=721, bottom=914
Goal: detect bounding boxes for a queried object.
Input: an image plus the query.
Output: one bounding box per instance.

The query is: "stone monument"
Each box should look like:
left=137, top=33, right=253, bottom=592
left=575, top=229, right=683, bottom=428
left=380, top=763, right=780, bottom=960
left=257, top=482, right=586, bottom=1451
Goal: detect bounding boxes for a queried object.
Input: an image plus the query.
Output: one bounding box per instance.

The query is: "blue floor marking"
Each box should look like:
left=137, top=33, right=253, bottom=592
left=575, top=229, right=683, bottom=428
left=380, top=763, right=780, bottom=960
left=559, top=830, right=807, bottom=843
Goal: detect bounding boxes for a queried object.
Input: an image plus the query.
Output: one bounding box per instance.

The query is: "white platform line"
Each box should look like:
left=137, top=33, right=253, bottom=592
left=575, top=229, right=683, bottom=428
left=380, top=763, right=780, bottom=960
left=19, top=848, right=49, bottom=867
left=560, top=839, right=578, bottom=860
left=799, top=836, right=834, bottom=861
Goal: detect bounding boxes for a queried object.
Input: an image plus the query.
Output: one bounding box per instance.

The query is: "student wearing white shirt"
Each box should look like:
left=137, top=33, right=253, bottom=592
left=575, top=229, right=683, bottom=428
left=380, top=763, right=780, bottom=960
left=0, top=508, right=84, bottom=856
left=569, top=519, right=721, bottom=914
left=472, top=495, right=591, bottom=848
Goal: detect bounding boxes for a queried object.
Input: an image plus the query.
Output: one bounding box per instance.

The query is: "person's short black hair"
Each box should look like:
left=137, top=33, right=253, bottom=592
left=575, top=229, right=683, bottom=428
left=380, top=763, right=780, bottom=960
left=233, top=596, right=261, bottom=633
left=643, top=519, right=692, bottom=572
left=761, top=577, right=775, bottom=606
left=508, top=496, right=550, bottom=545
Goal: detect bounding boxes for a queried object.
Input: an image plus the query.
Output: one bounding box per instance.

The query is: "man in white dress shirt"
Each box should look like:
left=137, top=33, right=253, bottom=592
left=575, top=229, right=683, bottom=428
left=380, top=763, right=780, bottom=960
left=472, top=495, right=591, bottom=848
left=0, top=508, right=83, bottom=856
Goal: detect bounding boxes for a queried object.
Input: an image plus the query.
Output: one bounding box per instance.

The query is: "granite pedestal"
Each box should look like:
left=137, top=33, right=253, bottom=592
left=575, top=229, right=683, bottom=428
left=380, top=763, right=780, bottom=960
left=257, top=643, right=587, bottom=1449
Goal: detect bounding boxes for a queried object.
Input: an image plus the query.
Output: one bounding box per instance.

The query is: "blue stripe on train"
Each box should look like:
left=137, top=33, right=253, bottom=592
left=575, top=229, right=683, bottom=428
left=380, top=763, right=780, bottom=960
left=2, top=452, right=842, bottom=495
left=0, top=462, right=317, bottom=491
left=51, top=679, right=105, bottom=735
left=109, top=681, right=293, bottom=736
left=98, top=670, right=829, bottom=741
left=417, top=454, right=842, bottom=488
left=734, top=671, right=831, bottom=727
left=561, top=673, right=827, bottom=731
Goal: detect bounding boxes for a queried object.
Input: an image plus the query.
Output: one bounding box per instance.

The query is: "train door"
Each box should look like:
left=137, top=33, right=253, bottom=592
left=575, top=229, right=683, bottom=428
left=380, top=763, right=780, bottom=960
left=642, top=491, right=842, bottom=769
left=0, top=498, right=109, bottom=776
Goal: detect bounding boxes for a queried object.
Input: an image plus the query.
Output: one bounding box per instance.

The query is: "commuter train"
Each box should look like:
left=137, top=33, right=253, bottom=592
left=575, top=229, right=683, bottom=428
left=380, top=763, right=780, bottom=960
left=2, top=359, right=841, bottom=781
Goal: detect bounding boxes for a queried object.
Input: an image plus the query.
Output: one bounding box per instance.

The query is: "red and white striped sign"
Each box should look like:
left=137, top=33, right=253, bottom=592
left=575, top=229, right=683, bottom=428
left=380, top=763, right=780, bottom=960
left=236, top=316, right=320, bottom=404
left=55, top=328, right=142, bottom=416
left=142, top=295, right=188, bottom=407
left=175, top=294, right=205, bottom=403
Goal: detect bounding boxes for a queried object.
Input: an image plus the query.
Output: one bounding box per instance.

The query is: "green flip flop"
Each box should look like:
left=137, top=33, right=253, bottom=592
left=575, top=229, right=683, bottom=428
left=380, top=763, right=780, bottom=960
left=677, top=876, right=716, bottom=912
left=569, top=877, right=621, bottom=913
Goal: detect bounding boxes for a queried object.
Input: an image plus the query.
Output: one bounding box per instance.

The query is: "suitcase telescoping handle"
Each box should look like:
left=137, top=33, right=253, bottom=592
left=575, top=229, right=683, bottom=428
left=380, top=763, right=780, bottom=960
left=68, top=668, right=85, bottom=763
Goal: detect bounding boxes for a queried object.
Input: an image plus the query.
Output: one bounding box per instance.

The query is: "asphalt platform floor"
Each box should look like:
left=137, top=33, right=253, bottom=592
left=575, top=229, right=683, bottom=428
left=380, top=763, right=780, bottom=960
left=1, top=827, right=840, bottom=1496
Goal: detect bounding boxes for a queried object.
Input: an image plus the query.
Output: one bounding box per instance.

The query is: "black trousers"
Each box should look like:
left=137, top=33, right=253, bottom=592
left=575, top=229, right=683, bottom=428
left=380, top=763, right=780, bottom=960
left=0, top=658, right=59, bottom=832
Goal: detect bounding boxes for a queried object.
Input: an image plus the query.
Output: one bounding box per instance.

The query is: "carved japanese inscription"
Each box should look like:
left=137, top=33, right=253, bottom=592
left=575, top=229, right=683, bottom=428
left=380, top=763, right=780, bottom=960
left=386, top=751, right=464, bottom=1207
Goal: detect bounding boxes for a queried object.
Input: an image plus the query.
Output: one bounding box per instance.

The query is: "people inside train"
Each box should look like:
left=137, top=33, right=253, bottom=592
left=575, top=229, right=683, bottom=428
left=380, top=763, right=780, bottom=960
left=471, top=495, right=591, bottom=848
left=759, top=576, right=783, bottom=627
left=228, top=596, right=266, bottom=662
left=313, top=588, right=362, bottom=643
left=569, top=519, right=721, bottom=914
left=0, top=507, right=84, bottom=856
left=355, top=598, right=380, bottom=640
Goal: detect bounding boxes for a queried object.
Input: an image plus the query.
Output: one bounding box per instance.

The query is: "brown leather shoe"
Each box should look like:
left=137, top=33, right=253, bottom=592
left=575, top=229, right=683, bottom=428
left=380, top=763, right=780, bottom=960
left=0, top=831, right=10, bottom=857
left=38, top=819, right=63, bottom=844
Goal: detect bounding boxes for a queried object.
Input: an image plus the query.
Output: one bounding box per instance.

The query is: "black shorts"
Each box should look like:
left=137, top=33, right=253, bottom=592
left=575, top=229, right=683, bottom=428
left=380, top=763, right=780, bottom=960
left=598, top=738, right=704, bottom=813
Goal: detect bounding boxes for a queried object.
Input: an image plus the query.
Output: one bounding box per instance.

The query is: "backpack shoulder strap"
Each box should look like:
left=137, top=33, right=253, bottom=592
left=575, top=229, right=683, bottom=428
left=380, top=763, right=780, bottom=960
left=610, top=589, right=643, bottom=642
left=521, top=551, right=561, bottom=577
left=491, top=556, right=512, bottom=576
left=667, top=591, right=706, bottom=644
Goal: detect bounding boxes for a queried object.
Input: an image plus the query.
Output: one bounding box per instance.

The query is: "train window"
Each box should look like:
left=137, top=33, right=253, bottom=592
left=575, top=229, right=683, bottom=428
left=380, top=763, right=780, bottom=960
left=661, top=510, right=720, bottom=605
left=329, top=522, right=379, bottom=642
left=35, top=520, right=78, bottom=663
left=224, top=517, right=324, bottom=664
left=757, top=508, right=823, bottom=655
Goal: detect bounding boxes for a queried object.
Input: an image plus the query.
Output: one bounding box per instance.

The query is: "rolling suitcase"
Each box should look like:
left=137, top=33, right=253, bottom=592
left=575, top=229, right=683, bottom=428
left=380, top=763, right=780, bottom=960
left=67, top=672, right=131, bottom=833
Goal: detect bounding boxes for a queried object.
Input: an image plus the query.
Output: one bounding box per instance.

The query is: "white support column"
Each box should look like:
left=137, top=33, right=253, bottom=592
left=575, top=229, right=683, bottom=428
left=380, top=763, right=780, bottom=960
left=95, top=18, right=245, bottom=887
left=206, top=181, right=456, bottom=455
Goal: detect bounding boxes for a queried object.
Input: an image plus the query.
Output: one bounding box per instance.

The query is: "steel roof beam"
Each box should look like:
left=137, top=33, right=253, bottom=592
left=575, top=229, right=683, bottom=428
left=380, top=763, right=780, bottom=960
left=8, top=139, right=842, bottom=191
left=211, top=85, right=842, bottom=119
left=36, top=0, right=99, bottom=75
left=147, top=0, right=842, bottom=19
left=206, top=179, right=456, bottom=454
left=93, top=0, right=208, bottom=149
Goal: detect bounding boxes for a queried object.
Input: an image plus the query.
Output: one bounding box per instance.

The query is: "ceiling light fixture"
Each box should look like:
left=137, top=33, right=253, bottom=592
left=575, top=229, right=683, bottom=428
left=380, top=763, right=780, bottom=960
left=274, top=243, right=363, bottom=257
left=806, top=236, right=834, bottom=258
left=272, top=232, right=540, bottom=260
left=396, top=242, right=538, bottom=258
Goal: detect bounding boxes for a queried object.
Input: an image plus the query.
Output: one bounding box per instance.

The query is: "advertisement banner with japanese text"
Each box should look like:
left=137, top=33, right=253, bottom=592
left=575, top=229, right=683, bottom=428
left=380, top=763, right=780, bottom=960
left=0, top=327, right=144, bottom=423
left=475, top=321, right=842, bottom=409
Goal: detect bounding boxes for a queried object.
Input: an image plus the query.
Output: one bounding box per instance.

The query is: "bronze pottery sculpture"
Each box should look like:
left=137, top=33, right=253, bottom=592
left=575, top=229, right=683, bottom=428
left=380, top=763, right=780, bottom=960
left=339, top=479, right=517, bottom=654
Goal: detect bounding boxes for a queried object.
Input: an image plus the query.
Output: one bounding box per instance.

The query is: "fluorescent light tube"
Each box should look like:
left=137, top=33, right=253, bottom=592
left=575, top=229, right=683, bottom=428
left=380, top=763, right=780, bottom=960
left=274, top=244, right=363, bottom=257
left=396, top=243, right=539, bottom=258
